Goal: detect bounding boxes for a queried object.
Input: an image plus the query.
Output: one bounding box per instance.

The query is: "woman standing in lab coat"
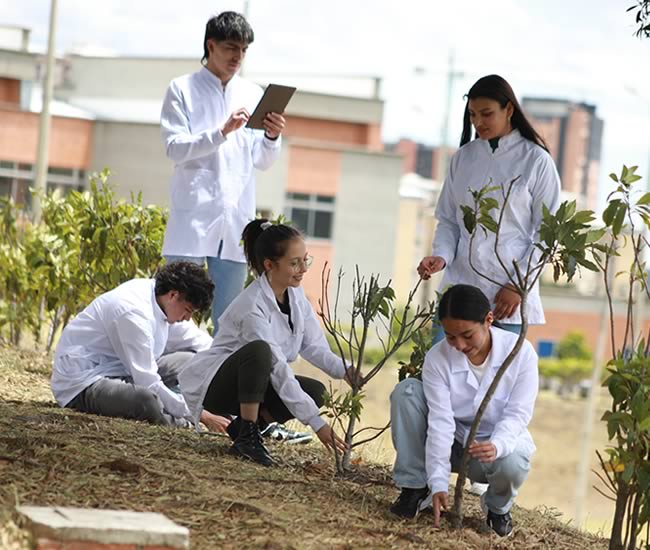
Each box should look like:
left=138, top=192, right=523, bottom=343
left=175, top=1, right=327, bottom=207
left=418, top=74, right=561, bottom=330
left=179, top=219, right=348, bottom=466
left=391, top=74, right=558, bottom=512
left=391, top=284, right=538, bottom=537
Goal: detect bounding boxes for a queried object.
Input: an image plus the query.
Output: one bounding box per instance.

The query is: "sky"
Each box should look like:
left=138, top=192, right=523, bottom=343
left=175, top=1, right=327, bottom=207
left=3, top=0, right=650, bottom=210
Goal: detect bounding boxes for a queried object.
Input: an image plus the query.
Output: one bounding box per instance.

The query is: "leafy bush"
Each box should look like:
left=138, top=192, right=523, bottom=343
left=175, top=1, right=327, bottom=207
left=557, top=331, right=592, bottom=361
left=538, top=357, right=593, bottom=383
left=0, top=169, right=167, bottom=349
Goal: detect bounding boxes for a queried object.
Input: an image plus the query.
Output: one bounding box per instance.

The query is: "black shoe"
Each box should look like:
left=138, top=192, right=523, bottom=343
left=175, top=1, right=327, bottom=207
left=389, top=487, right=430, bottom=519
left=487, top=510, right=513, bottom=537
left=226, top=416, right=240, bottom=441
left=229, top=419, right=274, bottom=467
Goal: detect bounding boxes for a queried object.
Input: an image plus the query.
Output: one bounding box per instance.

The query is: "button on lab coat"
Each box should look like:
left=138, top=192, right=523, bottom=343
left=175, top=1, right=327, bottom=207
left=433, top=130, right=561, bottom=324
left=423, top=327, right=539, bottom=495
left=160, top=68, right=281, bottom=261
left=179, top=274, right=348, bottom=431
left=51, top=279, right=213, bottom=418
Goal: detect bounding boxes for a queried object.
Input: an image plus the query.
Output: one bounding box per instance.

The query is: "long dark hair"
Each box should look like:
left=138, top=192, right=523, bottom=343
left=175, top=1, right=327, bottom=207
left=242, top=219, right=302, bottom=276
left=459, top=74, right=548, bottom=151
left=438, top=284, right=491, bottom=324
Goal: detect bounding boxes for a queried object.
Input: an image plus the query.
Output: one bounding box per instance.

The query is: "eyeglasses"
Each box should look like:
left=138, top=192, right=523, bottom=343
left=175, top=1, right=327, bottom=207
left=287, top=255, right=314, bottom=272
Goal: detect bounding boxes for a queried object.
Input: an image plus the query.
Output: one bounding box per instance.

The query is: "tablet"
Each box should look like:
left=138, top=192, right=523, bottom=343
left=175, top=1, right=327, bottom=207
left=246, top=83, right=296, bottom=130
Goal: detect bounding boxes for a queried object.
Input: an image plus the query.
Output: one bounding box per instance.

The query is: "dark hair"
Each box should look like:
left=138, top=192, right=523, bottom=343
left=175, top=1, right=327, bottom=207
left=154, top=261, right=214, bottom=313
left=202, top=12, right=254, bottom=65
left=242, top=219, right=302, bottom=276
left=438, top=284, right=491, bottom=324
left=460, top=74, right=548, bottom=152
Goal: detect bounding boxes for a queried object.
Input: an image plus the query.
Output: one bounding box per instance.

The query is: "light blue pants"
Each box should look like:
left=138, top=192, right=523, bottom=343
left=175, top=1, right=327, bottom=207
left=165, top=242, right=247, bottom=333
left=390, top=377, right=531, bottom=514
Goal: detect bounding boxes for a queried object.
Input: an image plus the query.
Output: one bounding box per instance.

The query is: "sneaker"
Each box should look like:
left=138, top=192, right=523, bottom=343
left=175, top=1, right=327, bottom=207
left=260, top=422, right=313, bottom=444
left=487, top=509, right=513, bottom=537
left=229, top=419, right=274, bottom=467
left=389, top=487, right=431, bottom=519
left=468, top=481, right=489, bottom=496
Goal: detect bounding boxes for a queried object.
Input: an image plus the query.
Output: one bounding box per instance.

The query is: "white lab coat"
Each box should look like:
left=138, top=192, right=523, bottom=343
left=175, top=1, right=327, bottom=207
left=160, top=68, right=282, bottom=261
left=51, top=279, right=213, bottom=418
left=423, top=327, right=538, bottom=495
left=433, top=129, right=561, bottom=324
left=179, top=274, right=348, bottom=431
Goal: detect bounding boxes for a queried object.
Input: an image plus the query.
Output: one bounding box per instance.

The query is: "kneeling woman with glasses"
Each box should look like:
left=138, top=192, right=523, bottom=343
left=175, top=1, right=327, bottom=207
left=179, top=219, right=349, bottom=466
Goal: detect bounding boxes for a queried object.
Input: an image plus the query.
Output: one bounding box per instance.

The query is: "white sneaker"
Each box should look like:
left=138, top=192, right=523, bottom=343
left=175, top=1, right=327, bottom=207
left=260, top=423, right=313, bottom=444
left=468, top=481, right=489, bottom=496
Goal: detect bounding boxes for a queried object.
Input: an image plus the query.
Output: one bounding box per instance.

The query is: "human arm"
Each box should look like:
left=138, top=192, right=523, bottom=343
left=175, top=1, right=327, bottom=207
left=165, top=320, right=213, bottom=353
left=251, top=113, right=283, bottom=170
left=431, top=157, right=460, bottom=268
left=422, top=351, right=456, bottom=495
left=432, top=492, right=448, bottom=528
left=200, top=410, right=230, bottom=433
left=107, top=312, right=190, bottom=418
left=160, top=81, right=227, bottom=164
left=489, top=342, right=539, bottom=458
left=299, top=299, right=349, bottom=380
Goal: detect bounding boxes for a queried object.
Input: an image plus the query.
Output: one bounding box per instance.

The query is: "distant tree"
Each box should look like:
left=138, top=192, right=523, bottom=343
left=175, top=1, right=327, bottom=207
left=627, top=0, right=650, bottom=38
left=556, top=331, right=592, bottom=361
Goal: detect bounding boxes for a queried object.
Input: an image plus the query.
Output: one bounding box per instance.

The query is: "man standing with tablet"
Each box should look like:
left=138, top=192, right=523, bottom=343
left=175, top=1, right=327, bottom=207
left=160, top=11, right=286, bottom=333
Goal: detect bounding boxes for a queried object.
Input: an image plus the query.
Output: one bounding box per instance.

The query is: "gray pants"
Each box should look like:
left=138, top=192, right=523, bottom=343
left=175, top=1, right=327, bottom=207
left=66, top=351, right=195, bottom=427
left=390, top=377, right=531, bottom=514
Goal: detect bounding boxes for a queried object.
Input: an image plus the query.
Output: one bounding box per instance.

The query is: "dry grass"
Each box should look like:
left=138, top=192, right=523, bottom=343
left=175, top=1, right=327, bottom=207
left=0, top=346, right=609, bottom=549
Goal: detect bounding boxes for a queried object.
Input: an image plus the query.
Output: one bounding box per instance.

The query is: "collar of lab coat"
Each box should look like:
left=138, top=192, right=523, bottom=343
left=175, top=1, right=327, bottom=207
left=150, top=281, right=169, bottom=324
left=258, top=272, right=295, bottom=313
left=448, top=327, right=515, bottom=375
left=199, top=66, right=238, bottom=93
left=478, top=128, right=523, bottom=155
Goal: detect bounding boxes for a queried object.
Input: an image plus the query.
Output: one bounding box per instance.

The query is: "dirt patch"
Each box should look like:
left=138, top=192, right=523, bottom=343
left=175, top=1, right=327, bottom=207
left=0, top=346, right=608, bottom=549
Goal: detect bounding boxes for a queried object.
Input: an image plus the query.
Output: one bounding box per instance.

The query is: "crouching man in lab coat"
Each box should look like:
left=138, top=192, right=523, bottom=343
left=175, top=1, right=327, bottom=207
left=51, top=261, right=230, bottom=432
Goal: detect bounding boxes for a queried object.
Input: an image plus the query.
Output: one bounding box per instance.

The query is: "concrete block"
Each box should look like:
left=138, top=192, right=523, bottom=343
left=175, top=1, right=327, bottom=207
left=19, top=506, right=189, bottom=549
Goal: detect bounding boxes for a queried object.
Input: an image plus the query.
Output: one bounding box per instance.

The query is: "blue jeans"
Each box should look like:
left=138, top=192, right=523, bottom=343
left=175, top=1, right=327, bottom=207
left=432, top=322, right=521, bottom=346
left=390, top=378, right=531, bottom=514
left=165, top=242, right=247, bottom=333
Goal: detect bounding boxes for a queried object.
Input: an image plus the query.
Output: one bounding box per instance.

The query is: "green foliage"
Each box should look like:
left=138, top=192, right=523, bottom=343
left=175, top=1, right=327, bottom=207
left=593, top=165, right=650, bottom=549
left=461, top=178, right=599, bottom=285
left=627, top=0, right=650, bottom=38
left=556, top=331, right=592, bottom=361
left=320, top=266, right=435, bottom=472
left=538, top=358, right=593, bottom=384
left=599, top=348, right=650, bottom=541
left=322, top=387, right=364, bottom=424
left=0, top=169, right=167, bottom=348
left=397, top=324, right=435, bottom=381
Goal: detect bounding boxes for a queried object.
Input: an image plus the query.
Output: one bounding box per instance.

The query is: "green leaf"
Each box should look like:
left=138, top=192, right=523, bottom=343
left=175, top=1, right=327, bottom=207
left=637, top=192, right=650, bottom=206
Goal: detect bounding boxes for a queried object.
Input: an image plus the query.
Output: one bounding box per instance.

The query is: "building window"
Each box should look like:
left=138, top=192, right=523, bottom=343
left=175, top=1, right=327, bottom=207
left=0, top=160, right=86, bottom=206
left=284, top=192, right=335, bottom=240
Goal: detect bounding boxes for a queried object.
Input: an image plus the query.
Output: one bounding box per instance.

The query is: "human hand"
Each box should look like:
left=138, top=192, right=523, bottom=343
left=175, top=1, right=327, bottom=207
left=262, top=112, right=286, bottom=139
left=468, top=440, right=497, bottom=463
left=222, top=107, right=250, bottom=136
left=417, top=256, right=446, bottom=280
left=200, top=410, right=231, bottom=434
left=494, top=284, right=521, bottom=320
left=432, top=491, right=448, bottom=527
left=316, top=424, right=348, bottom=454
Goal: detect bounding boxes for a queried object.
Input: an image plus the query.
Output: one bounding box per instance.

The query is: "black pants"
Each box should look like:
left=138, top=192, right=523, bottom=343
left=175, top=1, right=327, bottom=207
left=202, top=340, right=326, bottom=424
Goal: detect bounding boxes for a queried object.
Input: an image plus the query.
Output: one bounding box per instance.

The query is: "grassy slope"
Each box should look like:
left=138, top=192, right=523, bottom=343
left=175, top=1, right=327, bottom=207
left=0, top=347, right=608, bottom=549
